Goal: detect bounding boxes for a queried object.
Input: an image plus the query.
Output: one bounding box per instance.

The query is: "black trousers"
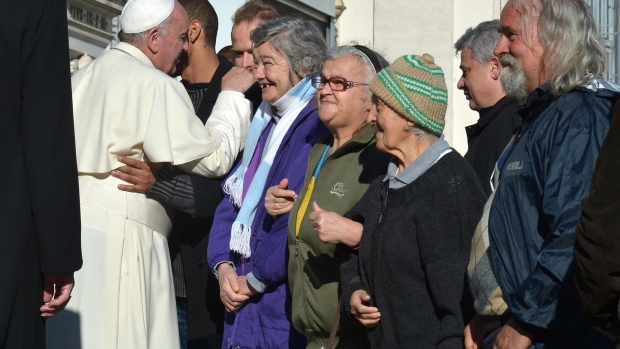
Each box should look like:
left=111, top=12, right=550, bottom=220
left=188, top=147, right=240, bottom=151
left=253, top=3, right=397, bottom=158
left=0, top=224, right=45, bottom=349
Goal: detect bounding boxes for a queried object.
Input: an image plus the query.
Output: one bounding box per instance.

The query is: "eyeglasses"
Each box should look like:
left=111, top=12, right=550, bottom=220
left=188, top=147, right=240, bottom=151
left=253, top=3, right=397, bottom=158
left=312, top=76, right=368, bottom=91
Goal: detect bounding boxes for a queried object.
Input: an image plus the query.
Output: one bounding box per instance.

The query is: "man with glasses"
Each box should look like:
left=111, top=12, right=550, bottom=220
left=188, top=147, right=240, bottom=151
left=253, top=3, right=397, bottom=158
left=264, top=45, right=391, bottom=349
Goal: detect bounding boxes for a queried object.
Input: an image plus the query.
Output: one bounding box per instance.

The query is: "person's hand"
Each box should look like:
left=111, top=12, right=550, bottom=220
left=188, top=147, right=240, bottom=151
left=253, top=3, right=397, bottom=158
left=466, top=315, right=501, bottom=349
left=309, top=202, right=363, bottom=246
left=40, top=274, right=75, bottom=319
left=237, top=275, right=259, bottom=298
left=350, top=289, right=381, bottom=328
left=494, top=318, right=533, bottom=349
left=222, top=66, right=256, bottom=93
left=264, top=178, right=297, bottom=217
left=112, top=155, right=163, bottom=194
left=217, top=264, right=249, bottom=312
left=465, top=315, right=483, bottom=349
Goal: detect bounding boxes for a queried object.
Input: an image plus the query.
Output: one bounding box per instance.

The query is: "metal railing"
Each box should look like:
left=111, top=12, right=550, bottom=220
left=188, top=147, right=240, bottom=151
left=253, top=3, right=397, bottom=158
left=587, top=0, right=618, bottom=82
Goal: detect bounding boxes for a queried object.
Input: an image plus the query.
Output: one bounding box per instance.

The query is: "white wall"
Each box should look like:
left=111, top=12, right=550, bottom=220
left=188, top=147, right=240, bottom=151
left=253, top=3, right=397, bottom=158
left=450, top=0, right=500, bottom=154
left=334, top=0, right=509, bottom=154
left=335, top=0, right=374, bottom=47
left=372, top=0, right=462, bottom=149
left=212, top=0, right=246, bottom=52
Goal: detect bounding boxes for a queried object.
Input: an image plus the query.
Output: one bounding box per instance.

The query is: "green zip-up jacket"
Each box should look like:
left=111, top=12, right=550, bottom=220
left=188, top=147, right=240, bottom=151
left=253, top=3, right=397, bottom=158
left=287, top=125, right=391, bottom=349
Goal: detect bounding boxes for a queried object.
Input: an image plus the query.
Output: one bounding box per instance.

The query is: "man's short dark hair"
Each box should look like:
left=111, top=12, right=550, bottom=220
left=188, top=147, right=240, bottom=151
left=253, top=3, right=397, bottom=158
left=232, top=0, right=279, bottom=27
left=179, top=0, right=218, bottom=47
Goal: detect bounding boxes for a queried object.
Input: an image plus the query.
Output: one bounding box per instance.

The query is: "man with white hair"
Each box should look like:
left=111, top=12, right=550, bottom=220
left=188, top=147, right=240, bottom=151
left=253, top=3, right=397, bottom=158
left=488, top=0, right=620, bottom=348
left=45, top=0, right=253, bottom=348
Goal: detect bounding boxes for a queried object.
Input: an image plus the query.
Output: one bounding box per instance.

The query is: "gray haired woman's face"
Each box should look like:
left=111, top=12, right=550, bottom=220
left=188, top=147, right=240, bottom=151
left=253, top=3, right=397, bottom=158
left=316, top=55, right=372, bottom=132
left=369, top=98, right=414, bottom=155
left=252, top=42, right=300, bottom=104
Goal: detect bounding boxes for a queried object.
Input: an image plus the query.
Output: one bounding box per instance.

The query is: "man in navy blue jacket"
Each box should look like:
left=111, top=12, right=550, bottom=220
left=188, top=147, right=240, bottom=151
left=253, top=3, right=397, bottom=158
left=488, top=0, right=620, bottom=348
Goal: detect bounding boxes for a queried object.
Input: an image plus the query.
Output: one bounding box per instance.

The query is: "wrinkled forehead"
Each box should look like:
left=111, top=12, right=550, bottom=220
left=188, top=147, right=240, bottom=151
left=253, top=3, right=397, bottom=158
left=500, top=0, right=541, bottom=29
left=172, top=2, right=189, bottom=31
left=323, top=54, right=370, bottom=80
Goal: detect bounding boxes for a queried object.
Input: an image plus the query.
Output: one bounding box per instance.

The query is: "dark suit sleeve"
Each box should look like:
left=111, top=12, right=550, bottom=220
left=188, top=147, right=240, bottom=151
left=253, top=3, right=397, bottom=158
left=575, top=101, right=620, bottom=331
left=20, top=0, right=82, bottom=274
left=190, top=174, right=225, bottom=218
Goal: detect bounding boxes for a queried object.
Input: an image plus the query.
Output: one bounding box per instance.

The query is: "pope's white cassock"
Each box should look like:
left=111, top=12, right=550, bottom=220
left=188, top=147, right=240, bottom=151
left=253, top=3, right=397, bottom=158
left=46, top=42, right=251, bottom=349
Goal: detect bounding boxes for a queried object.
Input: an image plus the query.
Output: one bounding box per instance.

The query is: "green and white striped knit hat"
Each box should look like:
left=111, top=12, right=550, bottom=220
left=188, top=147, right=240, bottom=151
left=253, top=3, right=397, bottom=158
left=370, top=54, right=448, bottom=136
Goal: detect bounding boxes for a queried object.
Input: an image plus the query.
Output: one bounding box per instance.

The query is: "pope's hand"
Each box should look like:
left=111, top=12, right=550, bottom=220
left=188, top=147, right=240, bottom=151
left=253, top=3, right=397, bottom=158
left=222, top=67, right=256, bottom=93
left=264, top=178, right=297, bottom=217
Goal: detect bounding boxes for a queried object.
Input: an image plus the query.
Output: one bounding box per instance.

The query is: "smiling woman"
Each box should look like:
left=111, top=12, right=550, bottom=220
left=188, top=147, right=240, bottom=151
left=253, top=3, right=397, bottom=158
left=261, top=45, right=391, bottom=349
left=252, top=42, right=298, bottom=104
left=207, top=16, right=330, bottom=349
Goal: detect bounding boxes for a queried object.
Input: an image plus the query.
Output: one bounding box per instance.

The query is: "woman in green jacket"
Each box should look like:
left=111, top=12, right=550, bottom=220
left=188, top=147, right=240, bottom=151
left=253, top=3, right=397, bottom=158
left=264, top=45, right=390, bottom=349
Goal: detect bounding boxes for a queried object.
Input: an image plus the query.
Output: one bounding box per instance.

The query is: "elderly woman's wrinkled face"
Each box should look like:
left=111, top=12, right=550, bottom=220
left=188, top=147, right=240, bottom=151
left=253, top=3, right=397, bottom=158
left=253, top=42, right=300, bottom=104
left=368, top=98, right=414, bottom=154
left=317, top=55, right=371, bottom=131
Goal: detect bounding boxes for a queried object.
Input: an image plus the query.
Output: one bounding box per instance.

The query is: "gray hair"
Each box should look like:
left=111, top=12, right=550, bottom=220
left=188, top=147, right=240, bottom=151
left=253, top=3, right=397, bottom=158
left=508, top=0, right=606, bottom=96
left=118, top=12, right=173, bottom=46
left=408, top=125, right=438, bottom=142
left=250, top=17, right=327, bottom=78
left=454, top=20, right=500, bottom=66
left=325, top=45, right=389, bottom=99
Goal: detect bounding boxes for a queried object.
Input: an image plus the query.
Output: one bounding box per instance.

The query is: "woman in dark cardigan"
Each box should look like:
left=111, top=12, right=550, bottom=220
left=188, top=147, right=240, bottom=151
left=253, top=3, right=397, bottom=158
left=327, top=54, right=486, bottom=348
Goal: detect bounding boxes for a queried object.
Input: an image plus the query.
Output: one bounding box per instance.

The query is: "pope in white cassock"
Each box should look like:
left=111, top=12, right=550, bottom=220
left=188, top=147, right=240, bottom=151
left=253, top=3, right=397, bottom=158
left=46, top=0, right=252, bottom=348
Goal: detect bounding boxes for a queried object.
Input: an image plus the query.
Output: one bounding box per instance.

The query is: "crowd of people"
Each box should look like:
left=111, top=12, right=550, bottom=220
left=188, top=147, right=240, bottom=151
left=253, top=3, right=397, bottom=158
left=3, top=0, right=620, bottom=348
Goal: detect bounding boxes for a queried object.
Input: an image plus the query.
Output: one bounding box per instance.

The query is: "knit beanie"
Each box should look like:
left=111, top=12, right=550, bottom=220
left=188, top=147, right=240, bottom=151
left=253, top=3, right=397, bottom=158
left=370, top=54, right=448, bottom=136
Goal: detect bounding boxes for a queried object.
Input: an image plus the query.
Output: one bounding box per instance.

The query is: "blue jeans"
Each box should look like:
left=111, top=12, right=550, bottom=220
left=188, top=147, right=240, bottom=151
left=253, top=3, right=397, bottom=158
left=176, top=297, right=188, bottom=349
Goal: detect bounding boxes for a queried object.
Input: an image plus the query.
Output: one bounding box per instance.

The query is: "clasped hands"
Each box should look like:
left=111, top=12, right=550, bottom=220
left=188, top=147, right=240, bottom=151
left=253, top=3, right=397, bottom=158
left=217, top=263, right=258, bottom=313
left=464, top=315, right=533, bottom=349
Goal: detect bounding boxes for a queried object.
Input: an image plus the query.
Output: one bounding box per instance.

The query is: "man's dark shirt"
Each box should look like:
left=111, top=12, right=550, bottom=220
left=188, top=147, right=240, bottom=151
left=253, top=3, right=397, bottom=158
left=465, top=96, right=520, bottom=196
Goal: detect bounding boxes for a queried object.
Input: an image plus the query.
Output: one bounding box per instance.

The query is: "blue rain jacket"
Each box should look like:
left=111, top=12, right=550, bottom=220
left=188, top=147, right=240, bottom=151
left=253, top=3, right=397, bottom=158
left=489, top=82, right=619, bottom=348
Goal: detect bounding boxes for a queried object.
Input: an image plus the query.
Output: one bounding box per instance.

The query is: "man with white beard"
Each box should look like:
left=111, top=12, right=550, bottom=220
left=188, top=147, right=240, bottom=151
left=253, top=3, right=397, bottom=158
left=486, top=0, right=620, bottom=348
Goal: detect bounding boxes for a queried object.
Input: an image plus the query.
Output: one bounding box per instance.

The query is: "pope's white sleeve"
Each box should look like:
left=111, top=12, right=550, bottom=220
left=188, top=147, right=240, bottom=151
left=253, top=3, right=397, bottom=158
left=177, top=91, right=252, bottom=177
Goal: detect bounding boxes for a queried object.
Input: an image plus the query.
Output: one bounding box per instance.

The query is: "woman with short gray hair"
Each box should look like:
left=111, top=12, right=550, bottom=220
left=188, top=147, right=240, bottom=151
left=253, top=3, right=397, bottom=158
left=207, top=16, right=328, bottom=349
left=263, top=44, right=390, bottom=349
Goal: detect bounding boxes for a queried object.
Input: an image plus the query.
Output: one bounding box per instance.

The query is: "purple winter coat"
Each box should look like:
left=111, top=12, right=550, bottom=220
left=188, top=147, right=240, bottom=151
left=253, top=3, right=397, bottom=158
left=208, top=99, right=329, bottom=349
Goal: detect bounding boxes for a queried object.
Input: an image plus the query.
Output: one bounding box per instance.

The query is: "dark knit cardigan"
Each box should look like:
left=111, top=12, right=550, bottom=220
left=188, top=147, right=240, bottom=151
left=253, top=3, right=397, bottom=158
left=340, top=151, right=486, bottom=348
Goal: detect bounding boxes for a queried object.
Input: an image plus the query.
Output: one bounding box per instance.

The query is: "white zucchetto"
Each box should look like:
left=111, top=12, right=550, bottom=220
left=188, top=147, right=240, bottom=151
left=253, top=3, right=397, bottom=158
left=120, top=0, right=175, bottom=34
